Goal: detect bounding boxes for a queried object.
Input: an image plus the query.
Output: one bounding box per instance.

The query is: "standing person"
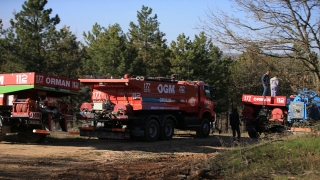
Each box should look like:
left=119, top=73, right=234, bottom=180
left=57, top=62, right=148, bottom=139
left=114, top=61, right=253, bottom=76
left=230, top=108, right=241, bottom=142
left=261, top=71, right=270, bottom=96
left=270, top=75, right=279, bottom=97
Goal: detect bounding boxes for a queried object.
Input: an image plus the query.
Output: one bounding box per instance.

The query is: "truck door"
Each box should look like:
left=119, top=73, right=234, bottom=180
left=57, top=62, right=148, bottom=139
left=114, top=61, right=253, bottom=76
left=202, top=85, right=214, bottom=111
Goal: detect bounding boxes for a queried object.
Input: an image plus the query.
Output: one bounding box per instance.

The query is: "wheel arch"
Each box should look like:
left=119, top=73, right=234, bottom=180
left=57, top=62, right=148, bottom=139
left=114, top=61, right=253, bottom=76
left=202, top=111, right=213, bottom=122
left=159, top=114, right=177, bottom=127
left=143, top=115, right=160, bottom=128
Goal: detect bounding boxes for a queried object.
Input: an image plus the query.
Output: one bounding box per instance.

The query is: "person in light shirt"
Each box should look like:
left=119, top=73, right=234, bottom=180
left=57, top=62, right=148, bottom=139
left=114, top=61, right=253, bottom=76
left=270, top=75, right=279, bottom=97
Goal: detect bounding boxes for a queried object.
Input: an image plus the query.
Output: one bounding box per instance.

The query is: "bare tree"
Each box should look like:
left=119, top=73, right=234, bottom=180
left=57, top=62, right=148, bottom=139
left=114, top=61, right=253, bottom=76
left=198, top=0, right=320, bottom=82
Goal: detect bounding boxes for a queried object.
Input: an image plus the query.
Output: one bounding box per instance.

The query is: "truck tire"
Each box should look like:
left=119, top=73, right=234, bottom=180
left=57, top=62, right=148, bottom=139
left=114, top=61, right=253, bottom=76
left=0, top=133, right=4, bottom=142
left=18, top=126, right=47, bottom=143
left=248, top=130, right=260, bottom=138
left=159, top=119, right=174, bottom=140
left=144, top=119, right=160, bottom=142
left=196, top=119, right=210, bottom=138
left=0, top=129, right=5, bottom=142
left=0, top=116, right=5, bottom=142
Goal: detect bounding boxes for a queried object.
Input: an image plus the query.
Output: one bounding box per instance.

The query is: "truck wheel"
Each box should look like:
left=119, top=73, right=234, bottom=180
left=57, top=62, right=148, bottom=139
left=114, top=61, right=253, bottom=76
left=196, top=119, right=210, bottom=138
left=159, top=119, right=174, bottom=140
left=248, top=130, right=260, bottom=138
left=18, top=126, right=47, bottom=143
left=0, top=116, right=5, bottom=142
left=0, top=130, right=5, bottom=142
left=144, top=119, right=160, bottom=142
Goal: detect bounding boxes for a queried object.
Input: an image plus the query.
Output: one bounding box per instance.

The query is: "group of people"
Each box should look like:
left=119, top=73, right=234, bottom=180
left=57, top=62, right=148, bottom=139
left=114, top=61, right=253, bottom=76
left=229, top=70, right=280, bottom=142
left=261, top=70, right=279, bottom=97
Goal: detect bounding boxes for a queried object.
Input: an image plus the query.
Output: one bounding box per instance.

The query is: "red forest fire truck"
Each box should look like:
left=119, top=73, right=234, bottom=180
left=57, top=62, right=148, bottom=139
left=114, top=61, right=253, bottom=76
left=77, top=74, right=216, bottom=142
left=0, top=72, right=80, bottom=143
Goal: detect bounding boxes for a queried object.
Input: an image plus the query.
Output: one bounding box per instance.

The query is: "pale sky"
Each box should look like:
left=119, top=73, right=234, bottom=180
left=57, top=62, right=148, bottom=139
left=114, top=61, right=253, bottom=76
left=0, top=0, right=234, bottom=44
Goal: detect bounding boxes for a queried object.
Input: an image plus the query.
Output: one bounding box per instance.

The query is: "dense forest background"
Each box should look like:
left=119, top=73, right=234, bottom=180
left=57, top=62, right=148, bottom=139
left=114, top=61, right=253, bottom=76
left=1, top=0, right=319, bottom=132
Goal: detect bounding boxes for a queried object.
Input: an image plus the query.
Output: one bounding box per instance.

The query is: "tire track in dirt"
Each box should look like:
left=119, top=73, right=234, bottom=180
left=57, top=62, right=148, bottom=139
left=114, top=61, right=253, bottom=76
left=0, top=133, right=259, bottom=179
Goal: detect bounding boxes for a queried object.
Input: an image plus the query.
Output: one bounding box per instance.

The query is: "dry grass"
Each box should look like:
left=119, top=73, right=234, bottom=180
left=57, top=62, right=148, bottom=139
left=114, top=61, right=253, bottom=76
left=208, top=133, right=320, bottom=179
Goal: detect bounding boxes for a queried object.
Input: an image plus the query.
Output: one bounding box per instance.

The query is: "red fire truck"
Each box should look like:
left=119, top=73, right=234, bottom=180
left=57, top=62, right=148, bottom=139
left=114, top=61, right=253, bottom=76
left=77, top=74, right=216, bottom=142
left=0, top=72, right=80, bottom=143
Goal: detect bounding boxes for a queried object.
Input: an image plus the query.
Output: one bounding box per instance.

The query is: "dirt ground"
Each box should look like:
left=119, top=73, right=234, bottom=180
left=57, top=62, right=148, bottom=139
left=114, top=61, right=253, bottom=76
left=0, top=131, right=259, bottom=180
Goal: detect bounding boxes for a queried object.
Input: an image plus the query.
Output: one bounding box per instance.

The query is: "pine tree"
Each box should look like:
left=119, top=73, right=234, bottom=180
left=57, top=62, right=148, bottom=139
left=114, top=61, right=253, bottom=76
left=0, top=20, right=26, bottom=73
left=128, top=5, right=169, bottom=77
left=8, top=0, right=60, bottom=73
left=83, top=23, right=130, bottom=78
left=169, top=33, right=194, bottom=80
left=49, top=26, right=83, bottom=78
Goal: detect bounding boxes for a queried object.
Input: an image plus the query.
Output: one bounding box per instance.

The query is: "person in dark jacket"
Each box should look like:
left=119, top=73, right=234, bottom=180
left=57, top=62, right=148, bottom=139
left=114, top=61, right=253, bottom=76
left=261, top=71, right=270, bottom=96
left=230, top=108, right=241, bottom=141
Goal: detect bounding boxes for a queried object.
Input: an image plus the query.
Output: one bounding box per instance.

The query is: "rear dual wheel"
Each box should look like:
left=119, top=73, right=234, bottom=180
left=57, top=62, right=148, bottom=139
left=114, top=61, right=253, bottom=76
left=0, top=130, right=5, bottom=142
left=0, top=116, right=5, bottom=142
left=159, top=119, right=174, bottom=140
left=144, top=119, right=160, bottom=142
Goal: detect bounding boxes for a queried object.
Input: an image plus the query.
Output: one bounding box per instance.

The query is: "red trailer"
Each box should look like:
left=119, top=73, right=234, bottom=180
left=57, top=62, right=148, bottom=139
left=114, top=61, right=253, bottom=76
left=241, top=90, right=318, bottom=138
left=77, top=74, right=216, bottom=142
left=0, top=72, right=80, bottom=143
left=241, top=94, right=289, bottom=137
